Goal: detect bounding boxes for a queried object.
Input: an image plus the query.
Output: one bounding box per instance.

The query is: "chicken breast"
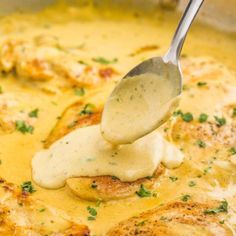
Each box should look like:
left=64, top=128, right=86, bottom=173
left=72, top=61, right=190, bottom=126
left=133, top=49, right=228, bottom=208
left=107, top=201, right=233, bottom=236
left=0, top=178, right=90, bottom=235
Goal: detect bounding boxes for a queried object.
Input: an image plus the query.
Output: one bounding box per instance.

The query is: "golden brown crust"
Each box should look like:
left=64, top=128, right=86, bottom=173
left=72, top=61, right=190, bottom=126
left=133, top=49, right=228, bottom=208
left=107, top=201, right=233, bottom=236
left=0, top=178, right=90, bottom=236
left=44, top=101, right=102, bottom=148
left=67, top=166, right=164, bottom=201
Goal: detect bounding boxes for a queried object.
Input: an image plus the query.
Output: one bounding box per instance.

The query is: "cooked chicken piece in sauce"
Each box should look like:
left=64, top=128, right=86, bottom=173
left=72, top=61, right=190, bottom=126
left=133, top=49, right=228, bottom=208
left=107, top=201, right=233, bottom=236
left=0, top=178, right=89, bottom=236
left=0, top=36, right=117, bottom=90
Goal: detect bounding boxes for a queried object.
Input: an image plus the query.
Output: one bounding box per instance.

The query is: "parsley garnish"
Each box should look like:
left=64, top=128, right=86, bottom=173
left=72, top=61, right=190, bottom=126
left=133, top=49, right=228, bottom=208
left=204, top=200, right=228, bottom=215
left=87, top=206, right=97, bottom=221
left=79, top=103, right=95, bottom=115
left=169, top=176, right=178, bottom=182
left=214, top=116, right=226, bottom=126
left=136, top=184, right=151, bottom=198
left=21, top=181, right=36, bottom=193
left=91, top=181, right=97, bottom=189
left=15, top=120, right=34, bottom=134
left=188, top=181, right=196, bottom=187
left=197, top=81, right=207, bottom=87
left=181, top=194, right=191, bottom=202
left=39, top=208, right=46, bottom=212
left=229, top=147, right=236, bottom=155
left=232, top=108, right=236, bottom=118
left=182, top=112, right=193, bottom=122
left=196, top=139, right=206, bottom=148
left=28, top=108, right=39, bottom=118
left=203, top=166, right=212, bottom=175
left=198, top=113, right=208, bottom=123
left=74, top=88, right=85, bottom=97
left=92, top=57, right=118, bottom=65
left=173, top=110, right=183, bottom=117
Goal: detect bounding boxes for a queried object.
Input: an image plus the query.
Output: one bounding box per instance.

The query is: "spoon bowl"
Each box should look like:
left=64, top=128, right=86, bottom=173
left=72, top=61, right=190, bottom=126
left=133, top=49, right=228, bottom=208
left=101, top=57, right=182, bottom=144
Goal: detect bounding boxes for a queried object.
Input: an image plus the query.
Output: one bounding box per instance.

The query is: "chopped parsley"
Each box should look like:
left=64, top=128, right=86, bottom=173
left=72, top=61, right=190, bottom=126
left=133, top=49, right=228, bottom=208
left=136, top=220, right=147, bottom=226
left=203, top=166, right=212, bottom=175
left=79, top=103, right=95, bottom=115
left=28, top=108, right=39, bottom=118
left=160, top=216, right=168, bottom=221
left=136, top=184, right=152, bottom=198
left=74, top=87, right=85, bottom=97
left=169, top=176, right=178, bottom=182
left=91, top=181, right=97, bottom=189
left=182, top=112, right=193, bottom=122
left=196, top=139, right=206, bottom=148
left=197, top=81, right=207, bottom=87
left=15, top=120, right=34, bottom=134
left=92, top=57, right=118, bottom=65
left=181, top=194, right=191, bottom=202
left=198, top=113, right=208, bottom=123
left=173, top=110, right=183, bottom=117
left=229, top=147, right=236, bottom=155
left=21, top=181, right=36, bottom=193
left=204, top=200, right=228, bottom=215
left=87, top=206, right=97, bottom=221
left=188, top=181, right=196, bottom=187
left=232, top=108, right=236, bottom=118
left=214, top=116, right=226, bottom=126
left=39, top=208, right=46, bottom=212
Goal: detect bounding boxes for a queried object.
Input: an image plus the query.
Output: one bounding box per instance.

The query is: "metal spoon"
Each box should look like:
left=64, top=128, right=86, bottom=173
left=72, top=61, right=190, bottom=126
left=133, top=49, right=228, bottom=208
left=101, top=0, right=204, bottom=145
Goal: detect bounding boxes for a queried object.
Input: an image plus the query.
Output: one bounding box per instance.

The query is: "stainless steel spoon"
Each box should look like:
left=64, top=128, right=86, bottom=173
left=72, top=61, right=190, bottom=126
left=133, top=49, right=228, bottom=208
left=101, top=0, right=204, bottom=145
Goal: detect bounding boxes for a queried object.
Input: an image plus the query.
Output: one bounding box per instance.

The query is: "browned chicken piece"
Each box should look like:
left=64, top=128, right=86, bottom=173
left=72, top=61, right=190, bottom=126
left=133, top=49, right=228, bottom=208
left=67, top=166, right=164, bottom=201
left=170, top=119, right=236, bottom=148
left=107, top=201, right=233, bottom=236
left=44, top=101, right=102, bottom=148
left=0, top=37, right=117, bottom=88
left=45, top=101, right=165, bottom=201
left=0, top=178, right=90, bottom=236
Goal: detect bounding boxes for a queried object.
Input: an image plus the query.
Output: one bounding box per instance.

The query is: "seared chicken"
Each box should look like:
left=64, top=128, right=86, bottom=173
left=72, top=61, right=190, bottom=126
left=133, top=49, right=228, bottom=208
left=0, top=178, right=89, bottom=236
left=107, top=201, right=233, bottom=236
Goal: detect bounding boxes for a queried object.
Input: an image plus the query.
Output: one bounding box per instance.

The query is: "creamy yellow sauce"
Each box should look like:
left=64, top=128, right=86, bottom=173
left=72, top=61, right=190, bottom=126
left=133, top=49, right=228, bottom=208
left=101, top=72, right=180, bottom=144
left=32, top=125, right=183, bottom=188
left=0, top=1, right=236, bottom=235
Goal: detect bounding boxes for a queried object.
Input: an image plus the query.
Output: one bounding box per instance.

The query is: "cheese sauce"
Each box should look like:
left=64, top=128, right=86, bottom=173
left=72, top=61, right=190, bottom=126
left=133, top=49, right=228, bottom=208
left=101, top=71, right=180, bottom=144
left=32, top=125, right=183, bottom=188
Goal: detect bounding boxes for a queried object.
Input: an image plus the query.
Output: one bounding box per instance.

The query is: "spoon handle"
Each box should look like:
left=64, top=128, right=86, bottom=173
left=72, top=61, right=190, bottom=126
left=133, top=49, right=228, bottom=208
left=164, top=0, right=204, bottom=64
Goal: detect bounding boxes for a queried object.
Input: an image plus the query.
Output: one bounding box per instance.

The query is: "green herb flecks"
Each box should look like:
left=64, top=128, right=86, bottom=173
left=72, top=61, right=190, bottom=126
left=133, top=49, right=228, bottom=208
left=79, top=103, right=95, bottom=115
left=15, top=120, right=34, bottom=134
left=28, top=108, right=39, bottom=118
left=21, top=181, right=36, bottom=193
left=229, top=147, right=236, bottom=155
left=136, top=184, right=152, bottom=198
left=169, top=176, right=178, bottom=182
left=232, top=108, right=236, bottom=118
left=87, top=206, right=97, bottom=221
left=181, top=194, right=191, bottom=202
left=196, top=139, right=206, bottom=148
left=92, top=57, right=118, bottom=65
left=188, top=181, right=196, bottom=187
left=197, top=81, right=207, bottom=87
left=198, top=113, right=208, bottom=123
left=182, top=112, right=193, bottom=122
left=214, top=116, right=226, bottom=127
left=74, top=87, right=85, bottom=97
left=204, top=200, right=228, bottom=215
